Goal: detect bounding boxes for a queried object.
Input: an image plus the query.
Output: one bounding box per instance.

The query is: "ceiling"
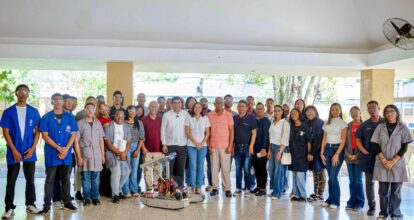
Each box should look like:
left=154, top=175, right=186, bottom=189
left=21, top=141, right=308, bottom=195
left=0, top=0, right=414, bottom=77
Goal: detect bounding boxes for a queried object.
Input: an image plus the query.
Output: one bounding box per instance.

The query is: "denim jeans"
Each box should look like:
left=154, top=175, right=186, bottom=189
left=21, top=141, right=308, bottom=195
left=378, top=182, right=403, bottom=218
left=205, top=152, right=212, bottom=186
left=122, top=143, right=140, bottom=194
left=324, top=143, right=344, bottom=206
left=81, top=171, right=100, bottom=200
left=137, top=153, right=143, bottom=192
left=346, top=162, right=365, bottom=208
left=270, top=144, right=287, bottom=198
left=268, top=157, right=274, bottom=189
left=188, top=146, right=207, bottom=189
left=292, top=171, right=307, bottom=199
left=234, top=145, right=252, bottom=190
left=110, top=159, right=130, bottom=197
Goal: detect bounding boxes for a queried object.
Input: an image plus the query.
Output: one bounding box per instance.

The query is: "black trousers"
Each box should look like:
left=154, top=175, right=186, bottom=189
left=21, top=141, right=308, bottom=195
left=99, top=165, right=112, bottom=197
left=378, top=182, right=403, bottom=218
left=252, top=154, right=268, bottom=189
left=43, top=165, right=72, bottom=208
left=168, top=145, right=187, bottom=187
left=5, top=162, right=36, bottom=211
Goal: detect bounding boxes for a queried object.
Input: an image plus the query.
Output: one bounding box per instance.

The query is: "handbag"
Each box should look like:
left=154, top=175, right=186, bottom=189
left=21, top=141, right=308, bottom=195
left=280, top=120, right=292, bottom=165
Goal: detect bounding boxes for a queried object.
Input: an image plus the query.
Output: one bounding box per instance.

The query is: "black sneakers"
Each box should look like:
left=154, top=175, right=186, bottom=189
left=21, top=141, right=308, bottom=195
left=112, top=195, right=120, bottom=203
left=64, top=203, right=77, bottom=211
left=367, top=208, right=376, bottom=216
left=38, top=207, right=50, bottom=215
left=210, top=189, right=219, bottom=196
left=83, top=200, right=91, bottom=206
left=75, top=191, right=83, bottom=201
left=225, top=191, right=232, bottom=198
left=92, top=199, right=101, bottom=205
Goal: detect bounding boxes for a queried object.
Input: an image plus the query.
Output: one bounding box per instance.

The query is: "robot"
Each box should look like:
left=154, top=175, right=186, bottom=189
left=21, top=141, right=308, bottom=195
left=139, top=152, right=204, bottom=210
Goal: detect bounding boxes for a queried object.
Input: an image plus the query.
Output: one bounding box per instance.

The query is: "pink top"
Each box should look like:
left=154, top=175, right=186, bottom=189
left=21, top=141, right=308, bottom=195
left=208, top=110, right=234, bottom=148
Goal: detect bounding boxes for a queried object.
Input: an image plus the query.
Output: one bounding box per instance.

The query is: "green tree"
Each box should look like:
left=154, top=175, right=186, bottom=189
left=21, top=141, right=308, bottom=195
left=0, top=70, right=16, bottom=104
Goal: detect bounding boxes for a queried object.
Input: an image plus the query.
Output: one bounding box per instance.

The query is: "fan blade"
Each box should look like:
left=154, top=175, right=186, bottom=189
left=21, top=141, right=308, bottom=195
left=390, top=20, right=401, bottom=33
left=395, top=37, right=400, bottom=44
left=400, top=23, right=412, bottom=35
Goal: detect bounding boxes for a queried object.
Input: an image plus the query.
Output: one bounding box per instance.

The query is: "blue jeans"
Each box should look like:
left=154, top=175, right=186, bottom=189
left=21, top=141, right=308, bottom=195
left=81, top=171, right=100, bottom=200
left=122, top=143, right=140, bottom=194
left=292, top=171, right=307, bottom=199
left=110, top=159, right=130, bottom=197
left=206, top=152, right=212, bottom=186
left=270, top=144, right=287, bottom=198
left=137, top=153, right=143, bottom=192
left=188, top=146, right=207, bottom=189
left=234, top=146, right=252, bottom=190
left=268, top=157, right=274, bottom=189
left=324, top=143, right=344, bottom=206
left=346, top=162, right=365, bottom=208
left=284, top=170, right=290, bottom=191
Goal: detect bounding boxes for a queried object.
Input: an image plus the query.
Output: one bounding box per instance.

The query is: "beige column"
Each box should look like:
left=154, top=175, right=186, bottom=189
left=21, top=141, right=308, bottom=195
left=360, top=69, right=395, bottom=119
left=106, top=61, right=134, bottom=107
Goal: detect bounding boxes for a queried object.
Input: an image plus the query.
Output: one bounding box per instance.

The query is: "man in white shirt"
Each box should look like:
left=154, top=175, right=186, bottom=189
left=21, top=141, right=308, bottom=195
left=161, top=96, right=190, bottom=186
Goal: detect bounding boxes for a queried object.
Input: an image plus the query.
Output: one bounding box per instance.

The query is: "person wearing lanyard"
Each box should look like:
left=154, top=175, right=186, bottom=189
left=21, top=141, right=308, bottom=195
left=74, top=103, right=105, bottom=206
left=161, top=96, right=190, bottom=187
left=233, top=100, right=257, bottom=196
left=288, top=108, right=311, bottom=202
left=344, top=106, right=364, bottom=212
left=320, top=103, right=347, bottom=209
left=38, top=93, right=78, bottom=214
left=371, top=104, right=413, bottom=220
left=355, top=100, right=384, bottom=216
left=0, top=85, right=41, bottom=219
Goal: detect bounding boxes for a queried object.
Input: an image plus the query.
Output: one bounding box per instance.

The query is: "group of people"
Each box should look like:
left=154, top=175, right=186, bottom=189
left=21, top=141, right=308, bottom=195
left=0, top=84, right=412, bottom=220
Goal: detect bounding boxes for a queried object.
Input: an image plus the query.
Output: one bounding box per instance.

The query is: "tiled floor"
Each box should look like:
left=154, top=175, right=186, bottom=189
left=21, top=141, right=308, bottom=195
left=1, top=174, right=414, bottom=220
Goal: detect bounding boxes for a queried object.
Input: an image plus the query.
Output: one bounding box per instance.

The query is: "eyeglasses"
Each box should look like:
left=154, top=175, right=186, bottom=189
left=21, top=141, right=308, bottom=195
left=17, top=90, right=29, bottom=95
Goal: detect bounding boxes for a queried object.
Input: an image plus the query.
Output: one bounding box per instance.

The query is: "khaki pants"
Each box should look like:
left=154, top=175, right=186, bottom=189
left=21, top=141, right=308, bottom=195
left=211, top=147, right=231, bottom=191
left=144, top=152, right=163, bottom=190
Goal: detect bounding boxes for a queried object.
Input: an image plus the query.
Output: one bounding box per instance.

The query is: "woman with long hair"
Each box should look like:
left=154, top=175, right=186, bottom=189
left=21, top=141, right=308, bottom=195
left=122, top=105, right=145, bottom=197
left=304, top=105, right=326, bottom=202
left=185, top=102, right=211, bottom=194
left=268, top=105, right=290, bottom=200
left=344, top=106, right=364, bottom=211
left=320, top=103, right=347, bottom=209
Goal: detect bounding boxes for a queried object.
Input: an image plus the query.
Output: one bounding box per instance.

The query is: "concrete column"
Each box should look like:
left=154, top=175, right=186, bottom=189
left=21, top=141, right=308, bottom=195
left=360, top=69, right=395, bottom=119
left=106, top=61, right=134, bottom=107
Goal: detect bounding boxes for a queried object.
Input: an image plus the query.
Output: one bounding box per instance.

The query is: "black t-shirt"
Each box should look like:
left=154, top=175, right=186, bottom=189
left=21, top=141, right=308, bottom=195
left=233, top=114, right=258, bottom=145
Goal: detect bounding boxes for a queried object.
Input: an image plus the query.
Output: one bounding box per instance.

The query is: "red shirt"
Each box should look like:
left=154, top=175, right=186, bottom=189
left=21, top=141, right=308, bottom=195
left=141, top=115, right=162, bottom=152
left=351, top=124, right=360, bottom=150
left=98, top=116, right=112, bottom=127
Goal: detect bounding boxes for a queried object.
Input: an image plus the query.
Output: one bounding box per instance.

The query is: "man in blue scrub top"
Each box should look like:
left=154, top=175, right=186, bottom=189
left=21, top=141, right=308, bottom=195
left=355, top=100, right=384, bottom=216
left=38, top=93, right=78, bottom=214
left=0, top=85, right=41, bottom=219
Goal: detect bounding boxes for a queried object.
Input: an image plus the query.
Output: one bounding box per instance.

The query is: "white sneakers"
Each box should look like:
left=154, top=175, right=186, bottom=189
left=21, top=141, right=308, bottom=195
left=53, top=201, right=63, bottom=209
left=26, top=205, right=41, bottom=214
left=321, top=203, right=338, bottom=209
left=2, top=205, right=41, bottom=219
left=1, top=209, right=14, bottom=219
